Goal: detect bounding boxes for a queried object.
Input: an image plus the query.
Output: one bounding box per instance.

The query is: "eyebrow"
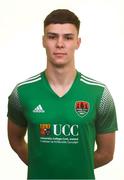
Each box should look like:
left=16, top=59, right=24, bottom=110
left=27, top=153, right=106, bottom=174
left=46, top=32, right=75, bottom=36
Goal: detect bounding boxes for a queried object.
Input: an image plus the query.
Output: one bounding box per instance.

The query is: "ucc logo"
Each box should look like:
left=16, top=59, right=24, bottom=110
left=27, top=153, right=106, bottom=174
left=40, top=124, right=79, bottom=137
left=53, top=124, right=79, bottom=137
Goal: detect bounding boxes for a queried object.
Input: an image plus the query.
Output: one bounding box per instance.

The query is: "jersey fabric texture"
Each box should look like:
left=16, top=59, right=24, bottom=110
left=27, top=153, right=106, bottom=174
left=7, top=71, right=118, bottom=180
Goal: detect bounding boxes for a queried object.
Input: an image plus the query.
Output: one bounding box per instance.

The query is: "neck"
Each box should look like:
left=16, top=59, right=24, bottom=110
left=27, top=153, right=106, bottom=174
left=45, top=65, right=77, bottom=87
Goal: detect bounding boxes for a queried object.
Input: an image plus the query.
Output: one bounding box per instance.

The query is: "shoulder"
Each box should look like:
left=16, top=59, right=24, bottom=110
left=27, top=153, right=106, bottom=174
left=77, top=72, right=108, bottom=99
left=17, top=73, right=42, bottom=88
left=78, top=72, right=106, bottom=89
left=10, top=72, right=44, bottom=98
left=14, top=72, right=45, bottom=91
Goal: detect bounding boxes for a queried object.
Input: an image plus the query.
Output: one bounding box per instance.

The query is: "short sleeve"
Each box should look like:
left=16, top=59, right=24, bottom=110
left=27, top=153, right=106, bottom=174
left=7, top=87, right=27, bottom=127
left=95, top=87, right=118, bottom=134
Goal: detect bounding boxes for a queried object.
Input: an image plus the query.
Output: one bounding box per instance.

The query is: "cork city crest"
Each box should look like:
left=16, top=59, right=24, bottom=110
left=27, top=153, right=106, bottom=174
left=40, top=124, right=51, bottom=136
left=75, top=101, right=90, bottom=117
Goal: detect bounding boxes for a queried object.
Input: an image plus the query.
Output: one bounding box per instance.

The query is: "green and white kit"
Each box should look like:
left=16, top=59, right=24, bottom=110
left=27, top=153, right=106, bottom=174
left=8, top=71, right=118, bottom=179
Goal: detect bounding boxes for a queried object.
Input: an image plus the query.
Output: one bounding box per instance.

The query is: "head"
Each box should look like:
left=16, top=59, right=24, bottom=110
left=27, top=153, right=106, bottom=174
left=43, top=9, right=81, bottom=68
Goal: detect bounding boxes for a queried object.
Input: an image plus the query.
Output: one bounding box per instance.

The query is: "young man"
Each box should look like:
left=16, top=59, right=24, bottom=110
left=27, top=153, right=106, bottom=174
left=7, top=9, right=118, bottom=179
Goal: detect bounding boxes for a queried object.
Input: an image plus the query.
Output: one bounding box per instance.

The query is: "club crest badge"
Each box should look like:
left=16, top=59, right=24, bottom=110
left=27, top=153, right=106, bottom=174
left=75, top=101, right=90, bottom=117
left=40, top=124, right=51, bottom=136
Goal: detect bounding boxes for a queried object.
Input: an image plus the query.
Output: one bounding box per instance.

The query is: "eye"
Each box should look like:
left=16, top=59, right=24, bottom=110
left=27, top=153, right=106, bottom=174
left=65, top=36, right=73, bottom=40
left=48, top=35, right=56, bottom=39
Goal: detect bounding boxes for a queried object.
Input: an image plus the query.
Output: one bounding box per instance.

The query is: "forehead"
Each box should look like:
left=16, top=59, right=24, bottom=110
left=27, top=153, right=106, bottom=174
left=44, top=23, right=78, bottom=35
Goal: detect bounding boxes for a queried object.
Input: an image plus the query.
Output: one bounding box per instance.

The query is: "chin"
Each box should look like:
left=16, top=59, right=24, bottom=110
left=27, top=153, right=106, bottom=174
left=51, top=59, right=68, bottom=67
left=53, top=63, right=66, bottom=68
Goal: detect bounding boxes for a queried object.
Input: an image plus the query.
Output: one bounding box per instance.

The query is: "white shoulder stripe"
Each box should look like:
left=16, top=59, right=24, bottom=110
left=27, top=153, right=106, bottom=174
left=27, top=73, right=41, bottom=81
left=81, top=74, right=98, bottom=83
left=18, top=77, right=41, bottom=87
left=80, top=78, right=105, bottom=88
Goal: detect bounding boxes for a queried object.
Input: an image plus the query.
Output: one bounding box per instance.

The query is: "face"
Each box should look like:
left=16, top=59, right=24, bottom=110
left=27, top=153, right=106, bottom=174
left=43, top=23, right=81, bottom=67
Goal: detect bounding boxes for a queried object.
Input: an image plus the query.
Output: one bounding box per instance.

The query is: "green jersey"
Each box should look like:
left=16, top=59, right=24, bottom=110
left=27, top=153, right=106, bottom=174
left=8, top=71, right=118, bottom=179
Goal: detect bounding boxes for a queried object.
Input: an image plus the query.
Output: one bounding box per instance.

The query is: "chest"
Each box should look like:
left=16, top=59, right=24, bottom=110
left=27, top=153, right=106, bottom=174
left=22, top=91, right=97, bottom=127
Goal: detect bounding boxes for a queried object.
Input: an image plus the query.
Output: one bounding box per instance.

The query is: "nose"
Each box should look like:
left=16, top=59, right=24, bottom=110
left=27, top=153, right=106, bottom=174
left=56, top=37, right=64, bottom=48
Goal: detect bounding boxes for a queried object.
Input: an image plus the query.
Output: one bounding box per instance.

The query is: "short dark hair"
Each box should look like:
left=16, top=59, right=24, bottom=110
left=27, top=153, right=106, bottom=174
left=44, top=9, right=80, bottom=33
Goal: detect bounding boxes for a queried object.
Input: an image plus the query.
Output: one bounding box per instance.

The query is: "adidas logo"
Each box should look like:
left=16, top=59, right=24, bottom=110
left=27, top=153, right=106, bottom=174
left=33, top=104, right=45, bottom=113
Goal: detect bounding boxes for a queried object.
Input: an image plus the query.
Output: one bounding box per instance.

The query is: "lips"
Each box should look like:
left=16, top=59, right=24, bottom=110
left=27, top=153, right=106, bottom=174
left=53, top=52, right=67, bottom=56
left=53, top=52, right=67, bottom=58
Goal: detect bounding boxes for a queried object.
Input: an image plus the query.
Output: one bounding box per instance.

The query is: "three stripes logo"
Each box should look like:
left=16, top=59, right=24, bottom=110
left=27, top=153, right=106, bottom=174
left=33, top=104, right=45, bottom=113
left=75, top=101, right=90, bottom=117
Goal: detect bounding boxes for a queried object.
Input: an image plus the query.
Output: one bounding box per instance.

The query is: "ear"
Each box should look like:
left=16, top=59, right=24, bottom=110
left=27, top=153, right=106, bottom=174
left=42, top=35, right=46, bottom=48
left=76, top=37, right=81, bottom=49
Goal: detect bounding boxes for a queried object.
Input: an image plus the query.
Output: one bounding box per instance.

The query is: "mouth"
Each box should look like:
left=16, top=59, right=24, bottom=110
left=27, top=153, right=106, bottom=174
left=53, top=52, right=67, bottom=56
left=53, top=53, right=67, bottom=58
